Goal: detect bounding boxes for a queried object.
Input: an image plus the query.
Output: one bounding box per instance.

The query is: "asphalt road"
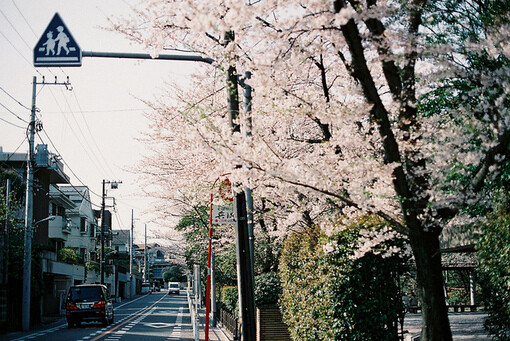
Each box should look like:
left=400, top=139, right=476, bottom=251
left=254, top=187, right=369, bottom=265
left=1, top=291, right=195, bottom=341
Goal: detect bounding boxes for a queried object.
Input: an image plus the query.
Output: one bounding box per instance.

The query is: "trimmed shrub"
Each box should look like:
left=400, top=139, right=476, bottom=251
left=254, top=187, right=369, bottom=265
left=255, top=271, right=281, bottom=306
left=477, top=191, right=510, bottom=340
left=279, top=216, right=405, bottom=340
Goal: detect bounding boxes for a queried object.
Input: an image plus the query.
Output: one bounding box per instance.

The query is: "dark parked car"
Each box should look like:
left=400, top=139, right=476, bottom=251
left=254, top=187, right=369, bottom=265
left=65, top=284, right=114, bottom=327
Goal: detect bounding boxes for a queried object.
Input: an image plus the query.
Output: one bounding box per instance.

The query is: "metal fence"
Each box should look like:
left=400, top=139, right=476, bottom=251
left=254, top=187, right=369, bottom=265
left=218, top=307, right=239, bottom=340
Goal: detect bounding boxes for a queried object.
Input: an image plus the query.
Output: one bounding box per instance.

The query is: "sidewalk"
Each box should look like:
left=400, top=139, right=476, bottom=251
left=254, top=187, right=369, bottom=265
left=403, top=312, right=490, bottom=340
left=194, top=304, right=231, bottom=341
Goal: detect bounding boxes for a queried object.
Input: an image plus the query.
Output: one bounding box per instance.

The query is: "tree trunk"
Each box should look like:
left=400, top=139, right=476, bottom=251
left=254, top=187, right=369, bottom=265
left=409, top=227, right=452, bottom=341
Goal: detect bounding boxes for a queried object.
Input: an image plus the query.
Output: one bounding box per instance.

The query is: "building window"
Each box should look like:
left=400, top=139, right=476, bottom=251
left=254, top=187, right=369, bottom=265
left=80, top=217, right=87, bottom=233
left=80, top=248, right=86, bottom=262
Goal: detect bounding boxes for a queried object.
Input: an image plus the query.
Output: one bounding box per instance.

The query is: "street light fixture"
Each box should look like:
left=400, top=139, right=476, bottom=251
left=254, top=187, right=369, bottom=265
left=33, top=215, right=57, bottom=226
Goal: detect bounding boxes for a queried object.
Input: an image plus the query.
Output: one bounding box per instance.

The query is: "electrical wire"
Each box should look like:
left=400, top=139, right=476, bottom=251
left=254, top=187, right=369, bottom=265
left=50, top=181, right=101, bottom=209
left=0, top=8, right=32, bottom=50
left=0, top=139, right=100, bottom=210
left=41, top=86, right=111, bottom=190
left=0, top=30, right=43, bottom=77
left=72, top=90, right=126, bottom=177
left=38, top=127, right=103, bottom=200
left=0, top=85, right=31, bottom=111
left=10, top=0, right=38, bottom=38
left=0, top=115, right=26, bottom=129
left=114, top=209, right=126, bottom=229
left=58, top=86, right=113, bottom=178
left=0, top=101, right=29, bottom=123
left=0, top=136, right=28, bottom=168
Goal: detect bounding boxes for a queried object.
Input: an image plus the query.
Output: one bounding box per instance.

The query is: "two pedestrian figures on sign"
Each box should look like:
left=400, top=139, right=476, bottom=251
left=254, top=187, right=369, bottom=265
left=42, top=26, right=70, bottom=56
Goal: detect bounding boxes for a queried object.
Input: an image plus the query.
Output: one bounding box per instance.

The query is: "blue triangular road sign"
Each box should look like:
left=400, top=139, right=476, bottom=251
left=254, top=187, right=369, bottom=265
left=34, top=13, right=81, bottom=67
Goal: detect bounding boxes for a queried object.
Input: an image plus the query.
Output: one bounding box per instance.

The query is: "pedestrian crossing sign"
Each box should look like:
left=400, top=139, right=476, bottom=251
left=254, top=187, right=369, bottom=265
left=34, top=13, right=82, bottom=67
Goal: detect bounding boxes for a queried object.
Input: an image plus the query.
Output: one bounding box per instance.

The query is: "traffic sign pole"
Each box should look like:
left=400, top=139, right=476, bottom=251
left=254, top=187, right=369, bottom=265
left=206, top=174, right=231, bottom=341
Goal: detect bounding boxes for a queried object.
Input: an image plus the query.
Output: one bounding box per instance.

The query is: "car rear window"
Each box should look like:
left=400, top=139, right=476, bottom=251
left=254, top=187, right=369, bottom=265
left=69, top=287, right=103, bottom=302
left=170, top=284, right=179, bottom=288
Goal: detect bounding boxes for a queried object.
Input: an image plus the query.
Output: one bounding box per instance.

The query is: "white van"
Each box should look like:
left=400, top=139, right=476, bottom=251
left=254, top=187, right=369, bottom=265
left=168, top=282, right=180, bottom=295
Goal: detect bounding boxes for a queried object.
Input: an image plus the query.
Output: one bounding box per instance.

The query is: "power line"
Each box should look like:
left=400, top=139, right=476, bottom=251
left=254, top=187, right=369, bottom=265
left=0, top=8, right=32, bottom=50
left=0, top=101, right=29, bottom=123
left=114, top=209, right=126, bottom=229
left=71, top=90, right=118, bottom=177
left=42, top=86, right=112, bottom=187
left=38, top=127, right=103, bottom=200
left=0, top=115, right=26, bottom=129
left=0, top=30, right=41, bottom=77
left=0, top=137, right=28, bottom=167
left=0, top=140, right=98, bottom=209
left=52, top=182, right=101, bottom=210
left=10, top=0, right=38, bottom=38
left=0, top=85, right=31, bottom=111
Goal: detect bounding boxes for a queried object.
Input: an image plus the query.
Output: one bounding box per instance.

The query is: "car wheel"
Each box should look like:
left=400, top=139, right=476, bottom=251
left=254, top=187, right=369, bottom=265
left=109, top=312, right=114, bottom=325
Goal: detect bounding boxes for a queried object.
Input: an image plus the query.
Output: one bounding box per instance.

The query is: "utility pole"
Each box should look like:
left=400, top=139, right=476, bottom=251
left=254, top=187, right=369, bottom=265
left=224, top=31, right=256, bottom=341
left=130, top=209, right=134, bottom=298
left=100, top=180, right=121, bottom=285
left=234, top=192, right=256, bottom=341
left=21, top=76, right=37, bottom=331
left=100, top=180, right=106, bottom=285
left=239, top=71, right=255, bottom=279
left=144, top=224, right=147, bottom=282
left=20, top=76, right=72, bottom=331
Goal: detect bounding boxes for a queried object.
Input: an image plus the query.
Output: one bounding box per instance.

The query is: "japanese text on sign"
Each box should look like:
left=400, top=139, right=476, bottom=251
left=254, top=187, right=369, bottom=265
left=212, top=205, right=234, bottom=225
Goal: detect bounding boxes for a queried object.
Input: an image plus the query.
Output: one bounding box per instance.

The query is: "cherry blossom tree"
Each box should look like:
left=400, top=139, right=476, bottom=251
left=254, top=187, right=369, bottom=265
left=116, top=1, right=510, bottom=339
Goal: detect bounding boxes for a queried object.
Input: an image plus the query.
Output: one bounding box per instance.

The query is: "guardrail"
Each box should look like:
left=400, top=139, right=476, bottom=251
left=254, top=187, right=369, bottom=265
left=186, top=290, right=200, bottom=341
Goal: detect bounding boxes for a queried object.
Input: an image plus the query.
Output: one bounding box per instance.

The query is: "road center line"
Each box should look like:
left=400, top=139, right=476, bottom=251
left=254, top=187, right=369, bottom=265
left=89, top=294, right=168, bottom=341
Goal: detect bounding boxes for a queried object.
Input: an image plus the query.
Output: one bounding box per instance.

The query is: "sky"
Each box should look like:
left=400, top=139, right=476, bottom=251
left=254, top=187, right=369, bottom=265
left=0, top=0, right=199, bottom=245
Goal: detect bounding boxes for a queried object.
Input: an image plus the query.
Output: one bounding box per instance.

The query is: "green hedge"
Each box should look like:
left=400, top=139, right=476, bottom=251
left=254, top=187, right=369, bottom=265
left=218, top=271, right=282, bottom=318
left=279, top=216, right=405, bottom=340
left=477, top=190, right=510, bottom=340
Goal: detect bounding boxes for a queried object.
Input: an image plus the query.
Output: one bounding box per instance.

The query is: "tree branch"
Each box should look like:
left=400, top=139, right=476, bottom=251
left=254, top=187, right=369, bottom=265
left=471, top=129, right=510, bottom=192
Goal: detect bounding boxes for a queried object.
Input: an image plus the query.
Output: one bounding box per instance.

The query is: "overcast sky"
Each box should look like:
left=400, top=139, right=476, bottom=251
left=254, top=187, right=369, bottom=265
left=0, top=0, right=199, bottom=244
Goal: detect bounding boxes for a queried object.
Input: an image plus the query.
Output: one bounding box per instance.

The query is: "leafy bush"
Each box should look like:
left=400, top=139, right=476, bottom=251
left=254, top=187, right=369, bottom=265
left=58, top=247, right=79, bottom=264
left=219, top=286, right=239, bottom=317
left=477, top=190, right=510, bottom=340
left=254, top=272, right=281, bottom=306
left=279, top=216, right=405, bottom=340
